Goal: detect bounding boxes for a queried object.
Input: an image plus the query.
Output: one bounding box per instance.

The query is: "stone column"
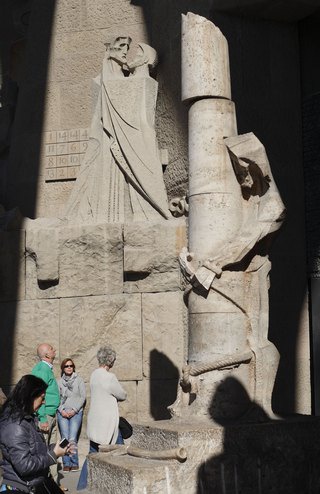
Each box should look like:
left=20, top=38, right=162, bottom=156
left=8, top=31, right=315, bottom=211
left=174, top=13, right=284, bottom=420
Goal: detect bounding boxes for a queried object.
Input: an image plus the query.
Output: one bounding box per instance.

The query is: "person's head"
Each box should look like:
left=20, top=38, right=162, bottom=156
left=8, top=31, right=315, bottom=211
left=60, top=358, right=75, bottom=377
left=106, top=36, right=131, bottom=65
left=37, top=343, right=56, bottom=364
left=96, top=346, right=116, bottom=368
left=1, top=375, right=47, bottom=419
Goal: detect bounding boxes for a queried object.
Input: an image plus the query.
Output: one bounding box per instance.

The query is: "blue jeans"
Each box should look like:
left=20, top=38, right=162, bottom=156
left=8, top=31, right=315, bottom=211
left=57, top=410, right=83, bottom=467
left=77, top=431, right=123, bottom=491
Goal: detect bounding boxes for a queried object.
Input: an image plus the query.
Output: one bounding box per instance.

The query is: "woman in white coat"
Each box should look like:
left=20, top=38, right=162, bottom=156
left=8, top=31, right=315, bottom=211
left=77, top=346, right=126, bottom=490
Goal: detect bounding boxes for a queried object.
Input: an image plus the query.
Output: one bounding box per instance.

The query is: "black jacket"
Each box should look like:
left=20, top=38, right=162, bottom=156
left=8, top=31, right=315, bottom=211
left=0, top=412, right=57, bottom=492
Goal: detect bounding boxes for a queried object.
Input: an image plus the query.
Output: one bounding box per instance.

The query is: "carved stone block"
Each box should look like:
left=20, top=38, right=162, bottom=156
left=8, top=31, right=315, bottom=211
left=0, top=299, right=60, bottom=386
left=123, top=221, right=186, bottom=293
left=142, top=292, right=186, bottom=379
left=182, top=12, right=231, bottom=101
left=0, top=230, right=25, bottom=302
left=59, top=294, right=143, bottom=383
left=26, top=222, right=123, bottom=299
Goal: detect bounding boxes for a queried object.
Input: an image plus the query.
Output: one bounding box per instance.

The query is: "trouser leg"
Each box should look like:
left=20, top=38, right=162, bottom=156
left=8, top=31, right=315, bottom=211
left=46, top=414, right=58, bottom=481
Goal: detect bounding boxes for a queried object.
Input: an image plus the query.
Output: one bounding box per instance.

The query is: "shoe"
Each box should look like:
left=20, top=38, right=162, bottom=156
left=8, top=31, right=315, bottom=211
left=70, top=465, right=79, bottom=472
left=62, top=466, right=70, bottom=472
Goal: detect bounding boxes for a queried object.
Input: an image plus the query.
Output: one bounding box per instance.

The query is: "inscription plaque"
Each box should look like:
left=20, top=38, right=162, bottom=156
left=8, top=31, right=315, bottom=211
left=44, top=128, right=89, bottom=182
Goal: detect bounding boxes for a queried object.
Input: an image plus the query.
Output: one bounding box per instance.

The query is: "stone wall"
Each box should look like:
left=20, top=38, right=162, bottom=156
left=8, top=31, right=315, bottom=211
left=0, top=0, right=312, bottom=416
left=0, top=220, right=187, bottom=422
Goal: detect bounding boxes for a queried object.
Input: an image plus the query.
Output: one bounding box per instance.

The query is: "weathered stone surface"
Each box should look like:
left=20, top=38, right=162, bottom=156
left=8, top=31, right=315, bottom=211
left=136, top=379, right=180, bottom=422
left=89, top=419, right=320, bottom=494
left=0, top=299, right=60, bottom=386
left=54, top=53, right=102, bottom=83
left=36, top=181, right=74, bottom=218
left=26, top=223, right=123, bottom=299
left=123, top=221, right=186, bottom=293
left=118, top=381, right=138, bottom=423
left=59, top=294, right=143, bottom=383
left=60, top=80, right=92, bottom=128
left=26, top=223, right=59, bottom=282
left=42, top=83, right=61, bottom=130
left=142, top=292, right=186, bottom=379
left=80, top=0, right=144, bottom=30
left=88, top=454, right=170, bottom=494
left=0, top=230, right=25, bottom=302
left=59, top=223, right=123, bottom=297
left=124, top=271, right=181, bottom=294
left=182, top=12, right=231, bottom=101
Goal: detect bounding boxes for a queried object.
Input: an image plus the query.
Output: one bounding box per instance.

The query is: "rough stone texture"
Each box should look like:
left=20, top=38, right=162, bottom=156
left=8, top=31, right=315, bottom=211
left=123, top=220, right=186, bottom=293
left=36, top=181, right=74, bottom=218
left=58, top=223, right=123, bottom=297
left=181, top=12, right=231, bottom=101
left=26, top=222, right=123, bottom=299
left=0, top=230, right=25, bottom=302
left=59, top=294, right=143, bottom=383
left=89, top=418, right=320, bottom=494
left=142, top=292, right=186, bottom=379
left=136, top=379, right=180, bottom=422
left=118, top=381, right=138, bottom=424
left=0, top=299, right=60, bottom=385
left=88, top=454, right=171, bottom=494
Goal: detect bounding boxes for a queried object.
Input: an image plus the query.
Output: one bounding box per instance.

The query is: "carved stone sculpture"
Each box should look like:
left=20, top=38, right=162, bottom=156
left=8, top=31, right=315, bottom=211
left=64, top=37, right=170, bottom=223
left=170, top=13, right=285, bottom=421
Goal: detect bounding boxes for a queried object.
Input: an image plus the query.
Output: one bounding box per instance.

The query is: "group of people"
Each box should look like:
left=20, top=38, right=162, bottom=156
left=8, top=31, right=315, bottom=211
left=0, top=343, right=127, bottom=493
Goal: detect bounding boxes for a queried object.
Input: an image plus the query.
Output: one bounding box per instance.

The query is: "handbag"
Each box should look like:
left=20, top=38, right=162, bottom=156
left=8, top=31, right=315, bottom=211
left=119, top=416, right=133, bottom=439
left=35, top=476, right=65, bottom=494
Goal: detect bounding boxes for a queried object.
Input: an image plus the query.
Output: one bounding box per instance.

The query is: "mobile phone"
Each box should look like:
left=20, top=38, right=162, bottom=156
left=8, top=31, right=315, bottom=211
left=59, top=438, right=69, bottom=448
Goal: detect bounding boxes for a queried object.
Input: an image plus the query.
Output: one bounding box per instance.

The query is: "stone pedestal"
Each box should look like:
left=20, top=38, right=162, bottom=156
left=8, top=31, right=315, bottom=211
left=88, top=418, right=320, bottom=493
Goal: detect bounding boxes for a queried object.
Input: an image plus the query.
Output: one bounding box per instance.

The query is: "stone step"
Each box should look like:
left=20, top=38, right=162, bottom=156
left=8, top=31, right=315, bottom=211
left=88, top=452, right=174, bottom=494
left=88, top=417, right=320, bottom=493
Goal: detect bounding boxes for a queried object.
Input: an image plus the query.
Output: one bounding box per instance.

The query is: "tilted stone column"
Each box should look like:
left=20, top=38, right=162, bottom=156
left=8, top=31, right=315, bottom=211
left=170, top=13, right=285, bottom=421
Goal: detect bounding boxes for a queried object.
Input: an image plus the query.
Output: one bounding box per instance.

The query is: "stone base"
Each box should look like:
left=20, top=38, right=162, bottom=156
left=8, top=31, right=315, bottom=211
left=88, top=417, right=320, bottom=493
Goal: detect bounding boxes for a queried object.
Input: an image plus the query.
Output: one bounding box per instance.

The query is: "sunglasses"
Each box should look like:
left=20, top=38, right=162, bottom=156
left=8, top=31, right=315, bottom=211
left=64, top=365, right=74, bottom=368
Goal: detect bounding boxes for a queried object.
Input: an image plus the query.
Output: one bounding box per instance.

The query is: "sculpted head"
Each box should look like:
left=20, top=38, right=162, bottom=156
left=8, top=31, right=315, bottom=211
left=105, top=36, right=132, bottom=66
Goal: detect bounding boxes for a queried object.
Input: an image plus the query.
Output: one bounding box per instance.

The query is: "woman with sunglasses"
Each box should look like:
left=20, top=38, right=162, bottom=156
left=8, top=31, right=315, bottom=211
left=57, top=358, right=86, bottom=472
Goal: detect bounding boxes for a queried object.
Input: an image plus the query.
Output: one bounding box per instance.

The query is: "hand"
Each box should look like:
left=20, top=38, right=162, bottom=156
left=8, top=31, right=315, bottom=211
left=53, top=440, right=68, bottom=458
left=67, top=410, right=76, bottom=418
left=66, top=442, right=77, bottom=455
left=39, top=422, right=49, bottom=432
left=61, top=410, right=69, bottom=418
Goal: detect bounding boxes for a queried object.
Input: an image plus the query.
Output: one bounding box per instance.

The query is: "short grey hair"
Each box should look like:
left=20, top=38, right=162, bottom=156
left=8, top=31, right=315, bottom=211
left=97, top=346, right=116, bottom=367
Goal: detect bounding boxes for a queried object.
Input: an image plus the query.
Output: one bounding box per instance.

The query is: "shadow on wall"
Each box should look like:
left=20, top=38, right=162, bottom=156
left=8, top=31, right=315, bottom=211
left=133, top=0, right=308, bottom=415
left=149, top=349, right=179, bottom=420
left=198, top=377, right=320, bottom=494
left=0, top=0, right=56, bottom=391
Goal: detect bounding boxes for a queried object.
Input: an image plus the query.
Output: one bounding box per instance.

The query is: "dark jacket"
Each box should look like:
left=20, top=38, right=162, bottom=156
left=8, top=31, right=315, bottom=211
left=0, top=412, right=57, bottom=492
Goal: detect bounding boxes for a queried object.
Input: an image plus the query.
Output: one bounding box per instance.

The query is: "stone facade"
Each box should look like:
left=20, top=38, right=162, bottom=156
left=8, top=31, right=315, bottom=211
left=0, top=219, right=187, bottom=423
left=0, top=0, right=313, bottom=431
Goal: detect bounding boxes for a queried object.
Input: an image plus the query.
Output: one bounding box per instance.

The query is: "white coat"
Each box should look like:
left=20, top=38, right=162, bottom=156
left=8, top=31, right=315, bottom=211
left=86, top=367, right=127, bottom=445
